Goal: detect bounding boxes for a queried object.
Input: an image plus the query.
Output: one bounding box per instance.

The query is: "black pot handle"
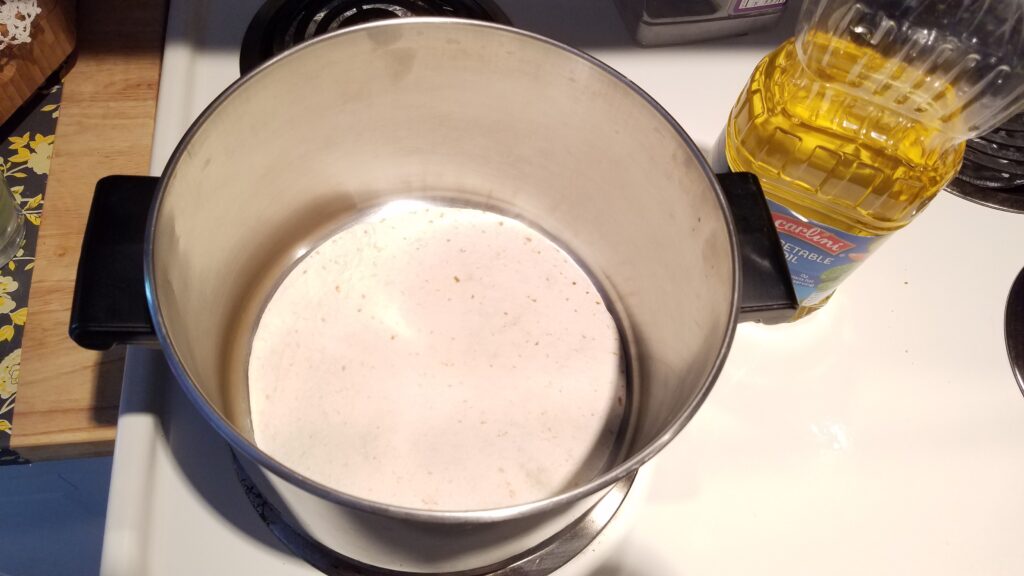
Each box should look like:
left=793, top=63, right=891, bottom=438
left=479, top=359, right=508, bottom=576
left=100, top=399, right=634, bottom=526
left=68, top=172, right=795, bottom=350
left=716, top=172, right=798, bottom=324
left=69, top=175, right=160, bottom=350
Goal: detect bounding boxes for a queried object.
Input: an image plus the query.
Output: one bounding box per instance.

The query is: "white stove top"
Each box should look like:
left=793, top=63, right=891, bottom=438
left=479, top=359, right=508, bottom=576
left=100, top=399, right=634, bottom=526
left=101, top=1, right=1024, bottom=574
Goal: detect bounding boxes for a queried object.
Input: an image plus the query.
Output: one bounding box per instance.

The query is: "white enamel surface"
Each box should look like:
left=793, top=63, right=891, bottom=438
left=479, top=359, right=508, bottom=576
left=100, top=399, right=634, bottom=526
left=105, top=0, right=1024, bottom=574
left=249, top=203, right=625, bottom=511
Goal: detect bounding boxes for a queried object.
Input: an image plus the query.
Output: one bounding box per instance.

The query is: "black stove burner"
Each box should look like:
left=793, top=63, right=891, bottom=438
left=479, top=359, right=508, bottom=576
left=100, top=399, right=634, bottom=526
left=240, top=0, right=509, bottom=74
left=947, top=114, right=1024, bottom=214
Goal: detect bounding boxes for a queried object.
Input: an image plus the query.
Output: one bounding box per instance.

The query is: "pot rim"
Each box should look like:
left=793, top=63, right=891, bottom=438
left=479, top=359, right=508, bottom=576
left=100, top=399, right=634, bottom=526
left=144, top=17, right=742, bottom=524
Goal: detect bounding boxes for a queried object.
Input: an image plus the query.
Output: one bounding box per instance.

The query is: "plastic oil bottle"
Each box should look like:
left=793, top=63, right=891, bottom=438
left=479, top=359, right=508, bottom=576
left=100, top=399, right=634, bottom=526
left=721, top=0, right=1024, bottom=318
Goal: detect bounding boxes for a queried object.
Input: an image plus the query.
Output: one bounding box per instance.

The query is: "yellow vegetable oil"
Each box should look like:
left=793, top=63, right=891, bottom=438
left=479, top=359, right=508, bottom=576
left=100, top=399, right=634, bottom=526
left=723, top=0, right=1024, bottom=318
left=724, top=31, right=968, bottom=317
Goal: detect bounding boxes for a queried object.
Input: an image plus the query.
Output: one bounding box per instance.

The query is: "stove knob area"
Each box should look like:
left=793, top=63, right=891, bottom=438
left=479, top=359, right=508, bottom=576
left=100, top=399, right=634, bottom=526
left=1008, top=267, right=1024, bottom=398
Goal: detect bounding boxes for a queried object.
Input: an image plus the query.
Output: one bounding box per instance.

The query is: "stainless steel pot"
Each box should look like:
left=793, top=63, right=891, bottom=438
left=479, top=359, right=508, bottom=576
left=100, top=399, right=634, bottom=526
left=70, top=19, right=795, bottom=573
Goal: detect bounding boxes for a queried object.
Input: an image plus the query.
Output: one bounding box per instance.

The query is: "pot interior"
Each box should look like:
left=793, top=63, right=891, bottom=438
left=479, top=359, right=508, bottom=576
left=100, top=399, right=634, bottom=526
left=149, top=19, right=736, bottom=510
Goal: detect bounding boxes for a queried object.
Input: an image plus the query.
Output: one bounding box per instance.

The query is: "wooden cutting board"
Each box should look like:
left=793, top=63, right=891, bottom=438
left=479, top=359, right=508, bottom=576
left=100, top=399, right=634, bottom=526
left=10, top=0, right=166, bottom=460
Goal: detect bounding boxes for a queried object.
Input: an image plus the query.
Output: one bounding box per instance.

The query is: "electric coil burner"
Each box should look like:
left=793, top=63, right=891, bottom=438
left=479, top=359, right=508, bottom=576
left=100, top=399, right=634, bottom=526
left=946, top=113, right=1024, bottom=214
left=240, top=0, right=509, bottom=74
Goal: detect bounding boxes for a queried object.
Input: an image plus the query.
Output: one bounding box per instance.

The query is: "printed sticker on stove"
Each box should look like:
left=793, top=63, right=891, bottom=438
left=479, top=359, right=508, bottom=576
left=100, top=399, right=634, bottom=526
left=733, top=0, right=787, bottom=13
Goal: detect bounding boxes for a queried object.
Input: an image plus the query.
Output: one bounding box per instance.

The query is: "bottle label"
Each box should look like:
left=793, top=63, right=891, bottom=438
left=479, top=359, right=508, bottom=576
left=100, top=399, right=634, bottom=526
left=767, top=199, right=884, bottom=307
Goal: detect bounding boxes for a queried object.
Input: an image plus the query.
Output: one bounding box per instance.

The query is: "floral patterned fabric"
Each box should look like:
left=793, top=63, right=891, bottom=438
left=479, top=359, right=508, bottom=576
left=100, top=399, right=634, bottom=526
left=0, top=84, right=60, bottom=464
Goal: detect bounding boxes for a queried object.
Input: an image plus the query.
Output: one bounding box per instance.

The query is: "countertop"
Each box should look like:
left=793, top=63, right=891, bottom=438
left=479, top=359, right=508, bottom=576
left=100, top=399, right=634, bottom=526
left=10, top=0, right=167, bottom=460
